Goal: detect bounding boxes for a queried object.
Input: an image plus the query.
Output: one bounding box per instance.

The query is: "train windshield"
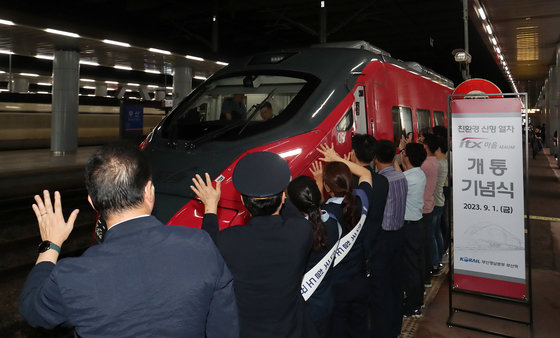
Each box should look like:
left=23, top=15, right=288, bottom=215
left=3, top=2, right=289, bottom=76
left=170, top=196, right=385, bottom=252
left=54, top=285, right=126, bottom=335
left=161, top=73, right=315, bottom=144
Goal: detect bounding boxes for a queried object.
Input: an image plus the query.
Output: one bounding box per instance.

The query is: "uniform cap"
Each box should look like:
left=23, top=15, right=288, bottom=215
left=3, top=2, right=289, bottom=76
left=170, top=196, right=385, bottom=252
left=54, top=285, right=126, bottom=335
left=233, top=151, right=291, bottom=197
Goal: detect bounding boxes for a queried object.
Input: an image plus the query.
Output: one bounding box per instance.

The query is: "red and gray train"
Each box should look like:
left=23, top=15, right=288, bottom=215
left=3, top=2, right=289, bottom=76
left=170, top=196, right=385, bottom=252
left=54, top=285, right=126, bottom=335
left=140, top=41, right=453, bottom=229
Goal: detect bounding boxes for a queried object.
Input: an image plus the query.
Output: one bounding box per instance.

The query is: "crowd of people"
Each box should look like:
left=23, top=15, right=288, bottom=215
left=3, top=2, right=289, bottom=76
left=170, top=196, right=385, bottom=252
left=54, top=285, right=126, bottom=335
left=19, top=128, right=451, bottom=338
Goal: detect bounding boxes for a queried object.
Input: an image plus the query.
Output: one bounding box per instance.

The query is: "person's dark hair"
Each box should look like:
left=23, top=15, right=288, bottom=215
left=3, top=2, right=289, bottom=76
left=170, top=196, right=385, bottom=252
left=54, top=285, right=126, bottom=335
left=85, top=142, right=152, bottom=220
left=288, top=176, right=328, bottom=252
left=351, top=134, right=377, bottom=163
left=242, top=193, right=283, bottom=216
left=405, top=143, right=427, bottom=167
left=432, top=126, right=448, bottom=153
left=374, top=139, right=396, bottom=164
left=323, top=162, right=358, bottom=233
left=423, top=133, right=439, bottom=154
left=261, top=101, right=272, bottom=110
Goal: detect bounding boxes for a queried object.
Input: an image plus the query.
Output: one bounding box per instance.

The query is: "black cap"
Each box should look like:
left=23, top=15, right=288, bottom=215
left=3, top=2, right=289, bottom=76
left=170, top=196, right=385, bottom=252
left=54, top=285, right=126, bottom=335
left=233, top=151, right=291, bottom=197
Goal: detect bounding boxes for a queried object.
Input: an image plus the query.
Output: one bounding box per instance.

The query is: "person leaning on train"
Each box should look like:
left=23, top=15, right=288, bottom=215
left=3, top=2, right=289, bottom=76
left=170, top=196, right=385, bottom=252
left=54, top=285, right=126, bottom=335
left=191, top=151, right=319, bottom=338
left=19, top=142, right=238, bottom=338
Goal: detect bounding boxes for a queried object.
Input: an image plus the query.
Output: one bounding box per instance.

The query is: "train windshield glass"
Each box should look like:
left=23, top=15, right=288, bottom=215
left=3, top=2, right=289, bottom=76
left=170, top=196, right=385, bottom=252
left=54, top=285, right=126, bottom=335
left=161, top=74, right=313, bottom=143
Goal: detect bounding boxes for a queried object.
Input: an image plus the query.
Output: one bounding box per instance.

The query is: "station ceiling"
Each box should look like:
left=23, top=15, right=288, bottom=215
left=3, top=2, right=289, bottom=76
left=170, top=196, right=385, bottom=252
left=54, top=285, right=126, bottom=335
left=0, top=0, right=558, bottom=106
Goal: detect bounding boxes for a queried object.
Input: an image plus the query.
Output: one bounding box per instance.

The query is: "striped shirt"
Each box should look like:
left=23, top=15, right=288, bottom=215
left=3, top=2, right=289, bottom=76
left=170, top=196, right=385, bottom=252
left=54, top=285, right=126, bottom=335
left=379, top=166, right=408, bottom=231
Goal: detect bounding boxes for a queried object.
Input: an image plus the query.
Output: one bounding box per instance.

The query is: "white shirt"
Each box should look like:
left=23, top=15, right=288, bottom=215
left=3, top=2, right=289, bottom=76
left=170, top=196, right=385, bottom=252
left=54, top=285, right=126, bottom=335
left=403, top=167, right=426, bottom=221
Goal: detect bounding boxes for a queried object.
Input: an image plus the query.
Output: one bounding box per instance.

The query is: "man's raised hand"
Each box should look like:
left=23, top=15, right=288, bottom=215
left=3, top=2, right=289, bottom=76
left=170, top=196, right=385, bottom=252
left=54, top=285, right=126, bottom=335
left=32, top=190, right=79, bottom=248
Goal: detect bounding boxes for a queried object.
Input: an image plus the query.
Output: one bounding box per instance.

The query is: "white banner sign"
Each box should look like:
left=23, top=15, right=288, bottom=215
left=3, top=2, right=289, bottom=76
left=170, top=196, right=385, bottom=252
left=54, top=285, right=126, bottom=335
left=451, top=98, right=526, bottom=299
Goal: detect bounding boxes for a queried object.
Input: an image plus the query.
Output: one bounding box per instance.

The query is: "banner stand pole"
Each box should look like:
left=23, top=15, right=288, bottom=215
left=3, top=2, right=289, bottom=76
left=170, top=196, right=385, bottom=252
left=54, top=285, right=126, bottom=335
left=446, top=92, right=533, bottom=337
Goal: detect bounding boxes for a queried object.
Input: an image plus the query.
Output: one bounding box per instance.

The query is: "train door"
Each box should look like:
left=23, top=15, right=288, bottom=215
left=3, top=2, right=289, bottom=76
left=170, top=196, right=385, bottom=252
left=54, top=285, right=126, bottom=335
left=353, top=85, right=367, bottom=134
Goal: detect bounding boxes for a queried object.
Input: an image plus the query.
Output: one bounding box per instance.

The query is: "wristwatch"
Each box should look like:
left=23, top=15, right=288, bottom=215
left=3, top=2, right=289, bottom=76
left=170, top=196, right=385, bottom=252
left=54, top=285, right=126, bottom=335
left=38, top=240, right=61, bottom=254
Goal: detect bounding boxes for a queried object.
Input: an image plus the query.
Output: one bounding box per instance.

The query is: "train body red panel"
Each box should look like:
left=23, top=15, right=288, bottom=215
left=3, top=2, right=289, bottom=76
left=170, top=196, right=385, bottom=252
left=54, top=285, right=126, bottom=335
left=142, top=41, right=453, bottom=228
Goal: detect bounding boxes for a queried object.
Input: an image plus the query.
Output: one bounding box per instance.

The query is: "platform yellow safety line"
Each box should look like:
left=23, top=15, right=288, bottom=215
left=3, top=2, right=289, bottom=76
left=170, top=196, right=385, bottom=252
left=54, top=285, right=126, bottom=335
left=524, top=215, right=560, bottom=222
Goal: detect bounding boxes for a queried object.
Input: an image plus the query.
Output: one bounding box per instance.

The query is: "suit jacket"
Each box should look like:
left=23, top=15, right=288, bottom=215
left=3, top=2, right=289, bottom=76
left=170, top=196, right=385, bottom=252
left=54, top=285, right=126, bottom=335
left=202, top=207, right=318, bottom=338
left=20, top=215, right=238, bottom=338
left=363, top=168, right=389, bottom=261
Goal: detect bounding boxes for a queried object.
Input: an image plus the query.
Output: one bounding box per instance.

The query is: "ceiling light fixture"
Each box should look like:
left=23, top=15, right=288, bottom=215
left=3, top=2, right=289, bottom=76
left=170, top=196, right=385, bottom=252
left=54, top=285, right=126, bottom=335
left=114, top=65, right=132, bottom=70
left=216, top=61, right=228, bottom=66
left=80, top=78, right=95, bottom=82
left=80, top=60, right=100, bottom=66
left=485, top=24, right=493, bottom=35
left=0, top=49, right=14, bottom=55
left=35, top=54, right=54, bottom=60
left=491, top=37, right=497, bottom=45
left=83, top=86, right=96, bottom=89
left=193, top=76, right=207, bottom=80
left=186, top=55, right=204, bottom=61
left=37, top=82, right=52, bottom=86
left=45, top=28, right=80, bottom=38
left=477, top=7, right=487, bottom=20
left=105, top=81, right=118, bottom=84
left=0, top=19, right=15, bottom=25
left=144, top=69, right=161, bottom=74
left=149, top=48, right=171, bottom=55
left=127, top=83, right=140, bottom=86
left=19, top=73, right=39, bottom=77
left=103, top=39, right=131, bottom=47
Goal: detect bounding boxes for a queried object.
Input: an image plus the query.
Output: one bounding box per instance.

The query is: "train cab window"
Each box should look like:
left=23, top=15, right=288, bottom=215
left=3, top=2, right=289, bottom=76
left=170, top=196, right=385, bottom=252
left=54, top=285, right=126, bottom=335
left=434, top=111, right=445, bottom=126
left=161, top=73, right=318, bottom=143
left=392, top=106, right=413, bottom=144
left=336, top=108, right=353, bottom=132
left=416, top=109, right=431, bottom=135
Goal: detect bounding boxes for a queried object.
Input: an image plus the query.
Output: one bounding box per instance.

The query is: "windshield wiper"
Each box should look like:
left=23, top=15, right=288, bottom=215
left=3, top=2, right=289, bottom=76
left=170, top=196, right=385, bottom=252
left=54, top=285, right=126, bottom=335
left=238, top=88, right=276, bottom=135
left=177, top=87, right=276, bottom=149
left=184, top=118, right=247, bottom=149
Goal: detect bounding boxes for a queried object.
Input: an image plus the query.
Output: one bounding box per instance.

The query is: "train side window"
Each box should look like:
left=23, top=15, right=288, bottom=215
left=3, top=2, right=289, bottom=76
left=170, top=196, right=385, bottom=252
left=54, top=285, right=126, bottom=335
left=392, top=106, right=412, bottom=144
left=336, top=108, right=353, bottom=132
left=434, top=111, right=444, bottom=126
left=416, top=109, right=431, bottom=135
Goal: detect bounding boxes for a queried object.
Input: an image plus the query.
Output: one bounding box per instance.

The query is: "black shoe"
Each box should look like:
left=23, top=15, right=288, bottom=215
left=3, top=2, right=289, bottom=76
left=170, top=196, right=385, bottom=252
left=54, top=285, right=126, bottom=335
left=430, top=266, right=443, bottom=276
left=424, top=279, right=432, bottom=288
left=404, top=308, right=423, bottom=318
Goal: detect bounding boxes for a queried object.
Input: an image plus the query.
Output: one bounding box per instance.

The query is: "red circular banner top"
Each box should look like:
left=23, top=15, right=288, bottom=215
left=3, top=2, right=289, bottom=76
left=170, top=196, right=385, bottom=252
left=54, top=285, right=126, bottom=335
left=452, top=78, right=503, bottom=99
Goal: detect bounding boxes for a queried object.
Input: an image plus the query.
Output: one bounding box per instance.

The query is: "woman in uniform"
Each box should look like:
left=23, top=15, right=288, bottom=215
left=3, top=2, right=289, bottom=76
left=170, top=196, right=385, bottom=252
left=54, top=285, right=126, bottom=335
left=312, top=144, right=373, bottom=338
left=287, top=176, right=340, bottom=337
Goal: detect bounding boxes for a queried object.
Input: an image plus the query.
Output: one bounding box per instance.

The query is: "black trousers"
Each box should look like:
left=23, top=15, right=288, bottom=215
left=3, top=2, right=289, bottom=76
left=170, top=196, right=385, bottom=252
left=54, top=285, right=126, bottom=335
left=402, top=219, right=424, bottom=312
left=329, top=275, right=369, bottom=338
left=422, top=212, right=433, bottom=284
left=370, top=228, right=404, bottom=338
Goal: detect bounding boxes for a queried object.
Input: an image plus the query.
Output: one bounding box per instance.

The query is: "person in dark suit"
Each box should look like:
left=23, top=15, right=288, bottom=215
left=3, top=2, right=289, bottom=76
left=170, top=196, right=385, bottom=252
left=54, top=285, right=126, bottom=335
left=349, top=134, right=390, bottom=336
left=191, top=151, right=318, bottom=338
left=19, top=142, right=238, bottom=338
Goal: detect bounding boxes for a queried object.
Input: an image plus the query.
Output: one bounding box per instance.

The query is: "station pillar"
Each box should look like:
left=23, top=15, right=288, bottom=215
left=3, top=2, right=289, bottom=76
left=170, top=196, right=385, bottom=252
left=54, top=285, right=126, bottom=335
left=155, top=90, right=166, bottom=101
left=51, top=49, right=80, bottom=155
left=554, top=43, right=560, bottom=167
left=95, top=83, right=107, bottom=97
left=10, top=77, right=29, bottom=93
left=172, top=66, right=192, bottom=108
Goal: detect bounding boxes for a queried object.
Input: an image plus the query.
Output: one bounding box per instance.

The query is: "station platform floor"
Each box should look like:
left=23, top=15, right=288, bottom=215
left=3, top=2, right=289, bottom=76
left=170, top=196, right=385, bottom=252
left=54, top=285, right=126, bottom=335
left=1, top=146, right=559, bottom=337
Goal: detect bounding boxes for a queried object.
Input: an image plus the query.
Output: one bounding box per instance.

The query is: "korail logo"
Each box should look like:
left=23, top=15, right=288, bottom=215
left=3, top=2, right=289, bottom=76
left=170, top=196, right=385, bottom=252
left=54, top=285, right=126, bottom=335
left=459, top=256, right=481, bottom=264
